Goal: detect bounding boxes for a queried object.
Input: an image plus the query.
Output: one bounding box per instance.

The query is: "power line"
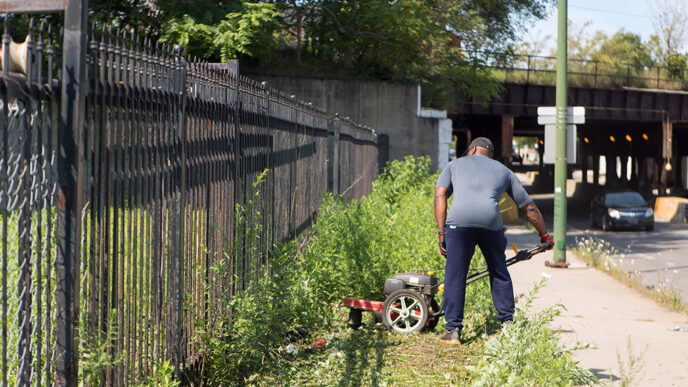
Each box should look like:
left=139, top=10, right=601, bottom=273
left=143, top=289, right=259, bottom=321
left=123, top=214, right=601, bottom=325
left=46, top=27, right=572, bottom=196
left=569, top=5, right=652, bottom=19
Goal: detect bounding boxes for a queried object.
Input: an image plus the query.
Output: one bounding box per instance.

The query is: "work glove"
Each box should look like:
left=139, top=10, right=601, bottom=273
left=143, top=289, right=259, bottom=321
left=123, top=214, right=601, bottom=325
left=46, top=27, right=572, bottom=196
left=540, top=233, right=555, bottom=250
left=438, top=231, right=447, bottom=258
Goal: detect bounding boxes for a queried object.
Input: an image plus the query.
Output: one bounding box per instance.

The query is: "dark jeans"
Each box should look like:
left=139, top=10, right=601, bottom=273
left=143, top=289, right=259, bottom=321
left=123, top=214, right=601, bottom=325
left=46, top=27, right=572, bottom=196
left=442, top=226, right=514, bottom=331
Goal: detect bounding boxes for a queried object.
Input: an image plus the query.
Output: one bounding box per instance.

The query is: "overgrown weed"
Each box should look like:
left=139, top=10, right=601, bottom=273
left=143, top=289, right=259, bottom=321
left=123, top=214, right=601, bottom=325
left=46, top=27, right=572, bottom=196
left=611, top=336, right=646, bottom=387
left=469, top=279, right=597, bottom=386
left=573, top=235, right=688, bottom=315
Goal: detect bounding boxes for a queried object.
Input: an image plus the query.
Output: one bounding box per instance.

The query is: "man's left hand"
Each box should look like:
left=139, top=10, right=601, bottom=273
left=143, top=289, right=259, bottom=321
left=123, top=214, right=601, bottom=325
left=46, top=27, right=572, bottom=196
left=540, top=233, right=554, bottom=250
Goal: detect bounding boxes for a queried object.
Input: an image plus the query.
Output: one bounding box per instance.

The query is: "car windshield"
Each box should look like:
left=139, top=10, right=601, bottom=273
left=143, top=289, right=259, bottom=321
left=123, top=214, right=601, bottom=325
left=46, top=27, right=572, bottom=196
left=604, top=192, right=646, bottom=207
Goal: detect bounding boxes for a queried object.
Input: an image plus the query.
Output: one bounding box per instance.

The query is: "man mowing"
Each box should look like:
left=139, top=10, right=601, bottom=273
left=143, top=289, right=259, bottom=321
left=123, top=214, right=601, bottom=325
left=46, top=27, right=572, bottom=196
left=434, top=137, right=553, bottom=344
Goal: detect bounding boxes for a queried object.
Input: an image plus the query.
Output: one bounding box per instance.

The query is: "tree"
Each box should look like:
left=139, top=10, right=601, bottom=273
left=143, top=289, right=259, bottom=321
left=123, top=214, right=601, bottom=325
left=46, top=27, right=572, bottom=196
left=651, top=0, right=688, bottom=62
left=589, top=30, right=655, bottom=87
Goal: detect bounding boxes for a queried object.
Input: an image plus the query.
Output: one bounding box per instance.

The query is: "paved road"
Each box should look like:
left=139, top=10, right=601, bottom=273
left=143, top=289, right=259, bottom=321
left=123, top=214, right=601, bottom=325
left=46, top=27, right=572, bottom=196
left=530, top=194, right=688, bottom=304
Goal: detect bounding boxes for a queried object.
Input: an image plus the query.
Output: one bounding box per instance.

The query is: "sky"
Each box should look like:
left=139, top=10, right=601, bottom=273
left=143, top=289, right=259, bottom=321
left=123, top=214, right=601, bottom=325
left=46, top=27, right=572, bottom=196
left=526, top=0, right=661, bottom=55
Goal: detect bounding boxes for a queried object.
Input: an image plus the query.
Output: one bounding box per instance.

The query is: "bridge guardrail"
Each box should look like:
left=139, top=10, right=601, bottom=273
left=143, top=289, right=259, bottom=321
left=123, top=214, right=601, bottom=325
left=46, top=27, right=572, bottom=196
left=464, top=50, right=688, bottom=91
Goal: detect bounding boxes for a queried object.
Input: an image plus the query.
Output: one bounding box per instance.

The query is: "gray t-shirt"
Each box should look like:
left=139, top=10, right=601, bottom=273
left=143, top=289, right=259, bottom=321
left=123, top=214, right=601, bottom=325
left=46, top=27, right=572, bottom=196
left=436, top=155, right=532, bottom=230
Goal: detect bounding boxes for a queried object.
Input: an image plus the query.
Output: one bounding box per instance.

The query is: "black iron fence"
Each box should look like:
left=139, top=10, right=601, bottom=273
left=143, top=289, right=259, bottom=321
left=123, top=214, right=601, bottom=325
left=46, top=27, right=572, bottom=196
left=465, top=50, right=688, bottom=90
left=0, top=16, right=379, bottom=385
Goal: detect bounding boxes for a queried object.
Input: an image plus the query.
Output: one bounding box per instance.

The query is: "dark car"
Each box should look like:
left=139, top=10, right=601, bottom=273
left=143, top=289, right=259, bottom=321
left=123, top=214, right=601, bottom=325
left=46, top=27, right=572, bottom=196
left=591, top=191, right=654, bottom=231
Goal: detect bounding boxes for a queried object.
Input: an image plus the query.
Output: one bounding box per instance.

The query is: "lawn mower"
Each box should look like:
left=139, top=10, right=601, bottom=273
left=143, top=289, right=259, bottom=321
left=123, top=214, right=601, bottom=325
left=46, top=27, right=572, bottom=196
left=342, top=243, right=551, bottom=334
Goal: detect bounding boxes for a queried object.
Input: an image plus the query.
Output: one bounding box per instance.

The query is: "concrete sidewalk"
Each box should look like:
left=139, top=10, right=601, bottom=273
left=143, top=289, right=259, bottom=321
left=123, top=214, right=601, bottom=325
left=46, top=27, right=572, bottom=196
left=505, top=226, right=688, bottom=386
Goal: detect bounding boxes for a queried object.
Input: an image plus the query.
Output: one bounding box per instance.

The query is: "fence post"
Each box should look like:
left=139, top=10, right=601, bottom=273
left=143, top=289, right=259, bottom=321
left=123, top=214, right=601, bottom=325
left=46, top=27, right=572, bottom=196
left=55, top=0, right=88, bottom=385
left=170, top=44, right=187, bottom=377
left=289, top=95, right=297, bottom=237
left=327, top=116, right=334, bottom=193
left=234, top=70, right=244, bottom=291
left=332, top=114, right=340, bottom=196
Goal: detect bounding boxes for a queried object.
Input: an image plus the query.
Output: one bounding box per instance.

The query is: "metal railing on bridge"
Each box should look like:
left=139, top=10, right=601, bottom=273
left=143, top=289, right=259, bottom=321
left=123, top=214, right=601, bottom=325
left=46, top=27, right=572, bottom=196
left=0, top=14, right=380, bottom=386
left=465, top=50, right=688, bottom=91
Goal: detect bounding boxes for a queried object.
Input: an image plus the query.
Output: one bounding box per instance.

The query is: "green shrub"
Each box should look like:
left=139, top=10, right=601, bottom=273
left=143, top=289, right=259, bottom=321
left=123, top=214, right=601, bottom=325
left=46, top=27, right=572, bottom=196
left=300, top=156, right=443, bottom=304
left=200, top=241, right=322, bottom=382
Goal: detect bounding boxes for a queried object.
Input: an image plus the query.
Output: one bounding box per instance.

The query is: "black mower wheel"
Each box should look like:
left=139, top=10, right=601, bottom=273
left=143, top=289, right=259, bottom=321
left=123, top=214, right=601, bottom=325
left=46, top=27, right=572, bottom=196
left=425, top=299, right=441, bottom=331
left=382, top=289, right=428, bottom=334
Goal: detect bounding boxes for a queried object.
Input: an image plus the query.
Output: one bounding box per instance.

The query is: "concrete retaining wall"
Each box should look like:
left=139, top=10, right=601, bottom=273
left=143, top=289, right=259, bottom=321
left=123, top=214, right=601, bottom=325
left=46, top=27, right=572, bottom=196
left=253, top=76, right=451, bottom=169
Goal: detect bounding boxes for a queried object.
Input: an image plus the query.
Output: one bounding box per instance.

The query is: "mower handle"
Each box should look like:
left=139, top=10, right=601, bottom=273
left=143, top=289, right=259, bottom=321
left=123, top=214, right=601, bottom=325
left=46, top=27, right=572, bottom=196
left=466, top=243, right=552, bottom=284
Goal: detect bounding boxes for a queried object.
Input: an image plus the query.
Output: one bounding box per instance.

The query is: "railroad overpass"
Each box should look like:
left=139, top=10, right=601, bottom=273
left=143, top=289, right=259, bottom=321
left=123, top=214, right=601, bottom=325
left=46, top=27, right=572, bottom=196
left=452, top=54, right=688, bottom=196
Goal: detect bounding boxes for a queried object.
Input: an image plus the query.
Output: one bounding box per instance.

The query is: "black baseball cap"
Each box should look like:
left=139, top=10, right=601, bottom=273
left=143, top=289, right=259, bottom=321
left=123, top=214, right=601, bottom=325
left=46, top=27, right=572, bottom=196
left=463, top=137, right=494, bottom=156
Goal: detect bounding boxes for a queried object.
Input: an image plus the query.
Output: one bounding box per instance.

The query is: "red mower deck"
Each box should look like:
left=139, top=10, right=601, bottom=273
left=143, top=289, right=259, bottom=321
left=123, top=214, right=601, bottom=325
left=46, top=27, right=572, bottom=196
left=342, top=297, right=440, bottom=330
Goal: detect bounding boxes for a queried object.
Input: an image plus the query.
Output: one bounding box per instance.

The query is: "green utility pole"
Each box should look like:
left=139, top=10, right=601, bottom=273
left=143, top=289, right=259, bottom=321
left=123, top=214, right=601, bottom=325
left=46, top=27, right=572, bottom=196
left=553, top=0, right=568, bottom=265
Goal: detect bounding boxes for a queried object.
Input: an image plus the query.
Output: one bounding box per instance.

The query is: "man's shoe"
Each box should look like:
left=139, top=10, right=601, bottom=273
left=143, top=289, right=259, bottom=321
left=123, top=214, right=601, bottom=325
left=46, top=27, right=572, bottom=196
left=440, top=329, right=461, bottom=345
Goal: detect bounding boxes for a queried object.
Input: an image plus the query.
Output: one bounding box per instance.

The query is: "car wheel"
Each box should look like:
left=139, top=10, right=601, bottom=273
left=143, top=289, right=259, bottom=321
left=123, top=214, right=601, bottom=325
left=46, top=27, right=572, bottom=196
left=645, top=224, right=654, bottom=232
left=602, top=216, right=611, bottom=231
left=590, top=212, right=598, bottom=229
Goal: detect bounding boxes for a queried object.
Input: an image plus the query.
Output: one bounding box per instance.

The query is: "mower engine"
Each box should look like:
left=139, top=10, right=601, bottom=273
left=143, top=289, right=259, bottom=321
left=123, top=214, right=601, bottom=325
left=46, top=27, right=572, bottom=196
left=384, top=270, right=440, bottom=299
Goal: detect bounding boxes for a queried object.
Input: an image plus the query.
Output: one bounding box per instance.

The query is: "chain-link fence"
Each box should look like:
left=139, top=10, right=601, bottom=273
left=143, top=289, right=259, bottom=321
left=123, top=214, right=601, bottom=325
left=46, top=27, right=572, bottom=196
left=1, top=15, right=380, bottom=385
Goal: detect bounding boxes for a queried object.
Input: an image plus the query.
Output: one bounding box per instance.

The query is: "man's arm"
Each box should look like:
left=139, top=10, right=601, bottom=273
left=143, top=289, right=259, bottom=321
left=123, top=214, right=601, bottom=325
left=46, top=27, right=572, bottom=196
left=521, top=201, right=549, bottom=237
left=434, top=187, right=449, bottom=232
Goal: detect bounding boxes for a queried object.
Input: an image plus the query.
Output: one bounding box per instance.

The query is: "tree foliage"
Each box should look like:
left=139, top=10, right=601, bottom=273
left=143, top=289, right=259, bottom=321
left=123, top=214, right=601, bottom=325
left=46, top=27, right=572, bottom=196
left=651, top=0, right=688, bottom=61
left=117, top=0, right=553, bottom=107
left=589, top=30, right=655, bottom=87
left=264, top=0, right=553, bottom=81
left=13, top=0, right=553, bottom=108
left=161, top=2, right=280, bottom=61
left=590, top=31, right=654, bottom=67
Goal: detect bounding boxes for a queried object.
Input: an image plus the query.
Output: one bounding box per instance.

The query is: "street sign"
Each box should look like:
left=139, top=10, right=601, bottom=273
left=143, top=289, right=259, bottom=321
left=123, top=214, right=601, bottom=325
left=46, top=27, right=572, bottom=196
left=543, top=124, right=577, bottom=164
left=537, top=106, right=585, bottom=124
left=537, top=106, right=585, bottom=117
left=537, top=115, right=585, bottom=125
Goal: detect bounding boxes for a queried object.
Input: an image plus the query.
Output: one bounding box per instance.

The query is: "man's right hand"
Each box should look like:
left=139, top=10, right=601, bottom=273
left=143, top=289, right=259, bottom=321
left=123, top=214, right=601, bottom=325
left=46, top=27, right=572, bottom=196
left=438, top=231, right=447, bottom=257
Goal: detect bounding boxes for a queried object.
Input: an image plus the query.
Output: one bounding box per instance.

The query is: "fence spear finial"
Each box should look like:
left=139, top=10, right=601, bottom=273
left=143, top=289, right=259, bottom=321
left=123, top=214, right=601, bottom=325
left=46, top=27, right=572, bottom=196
left=173, top=44, right=184, bottom=57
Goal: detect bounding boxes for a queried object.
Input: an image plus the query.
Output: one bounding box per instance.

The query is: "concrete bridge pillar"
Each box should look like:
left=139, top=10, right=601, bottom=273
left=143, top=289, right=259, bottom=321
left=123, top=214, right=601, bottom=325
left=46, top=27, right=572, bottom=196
left=638, top=158, right=650, bottom=194
left=501, top=115, right=514, bottom=164
left=581, top=154, right=589, bottom=185
left=607, top=155, right=618, bottom=186
left=621, top=156, right=628, bottom=185
left=629, top=157, right=638, bottom=189
left=652, top=157, right=661, bottom=194
left=538, top=140, right=544, bottom=169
